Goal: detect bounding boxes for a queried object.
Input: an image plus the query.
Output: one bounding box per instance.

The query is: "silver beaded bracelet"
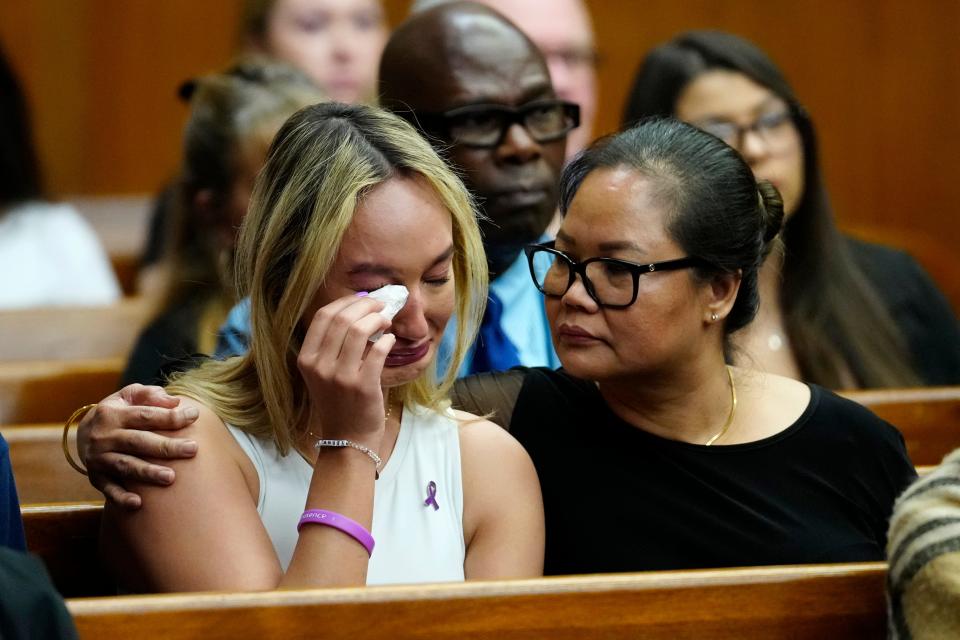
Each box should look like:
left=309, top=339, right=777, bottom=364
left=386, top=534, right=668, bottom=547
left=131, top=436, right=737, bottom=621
left=315, top=439, right=382, bottom=479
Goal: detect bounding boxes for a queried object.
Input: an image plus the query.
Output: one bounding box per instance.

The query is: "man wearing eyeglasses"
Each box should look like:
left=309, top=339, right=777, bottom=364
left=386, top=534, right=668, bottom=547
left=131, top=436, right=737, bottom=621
left=379, top=2, right=577, bottom=375
left=214, top=2, right=574, bottom=376
left=412, top=0, right=597, bottom=162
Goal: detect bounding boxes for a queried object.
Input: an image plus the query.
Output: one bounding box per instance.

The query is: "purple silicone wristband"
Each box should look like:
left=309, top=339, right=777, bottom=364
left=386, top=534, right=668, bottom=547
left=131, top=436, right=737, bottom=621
left=297, top=509, right=375, bottom=557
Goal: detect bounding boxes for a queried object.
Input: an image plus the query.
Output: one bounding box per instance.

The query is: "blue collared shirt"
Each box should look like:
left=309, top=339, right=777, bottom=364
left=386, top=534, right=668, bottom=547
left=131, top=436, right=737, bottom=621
left=215, top=298, right=251, bottom=358
left=437, top=248, right=559, bottom=376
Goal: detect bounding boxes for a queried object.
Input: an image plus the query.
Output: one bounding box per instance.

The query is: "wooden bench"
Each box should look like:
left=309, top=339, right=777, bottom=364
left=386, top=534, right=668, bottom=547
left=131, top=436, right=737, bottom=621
left=844, top=386, right=960, bottom=466
left=0, top=358, right=123, bottom=425
left=0, top=297, right=153, bottom=362
left=24, top=501, right=888, bottom=637
left=109, top=254, right=141, bottom=298
left=72, top=194, right=151, bottom=298
left=65, top=562, right=887, bottom=639
left=5, top=425, right=103, bottom=503
left=22, top=502, right=112, bottom=598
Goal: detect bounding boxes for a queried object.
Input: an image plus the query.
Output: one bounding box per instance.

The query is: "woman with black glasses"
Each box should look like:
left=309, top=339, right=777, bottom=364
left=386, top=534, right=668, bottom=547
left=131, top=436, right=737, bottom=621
left=77, top=118, right=916, bottom=576
left=622, top=31, right=960, bottom=388
left=460, top=117, right=916, bottom=574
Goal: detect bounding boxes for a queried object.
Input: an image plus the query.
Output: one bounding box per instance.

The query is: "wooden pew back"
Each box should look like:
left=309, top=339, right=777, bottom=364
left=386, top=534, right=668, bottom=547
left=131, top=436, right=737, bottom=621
left=22, top=501, right=888, bottom=635
left=109, top=254, right=140, bottom=298
left=0, top=297, right=153, bottom=362
left=72, top=194, right=151, bottom=297
left=0, top=358, right=122, bottom=425
left=5, top=425, right=103, bottom=503
left=844, top=386, right=960, bottom=466
left=67, top=563, right=887, bottom=639
left=22, top=502, right=112, bottom=598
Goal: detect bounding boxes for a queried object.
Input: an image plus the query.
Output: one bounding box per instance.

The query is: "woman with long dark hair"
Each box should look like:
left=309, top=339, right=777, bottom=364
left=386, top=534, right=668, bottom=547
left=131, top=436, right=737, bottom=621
left=622, top=31, right=960, bottom=388
left=240, top=0, right=387, bottom=105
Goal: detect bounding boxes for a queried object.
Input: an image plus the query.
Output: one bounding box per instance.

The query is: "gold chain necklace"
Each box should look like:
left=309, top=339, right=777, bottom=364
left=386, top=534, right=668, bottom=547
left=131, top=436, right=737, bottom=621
left=704, top=366, right=737, bottom=446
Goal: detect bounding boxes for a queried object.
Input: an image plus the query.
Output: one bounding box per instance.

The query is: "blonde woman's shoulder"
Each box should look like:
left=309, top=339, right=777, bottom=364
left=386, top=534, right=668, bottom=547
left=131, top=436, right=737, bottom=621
left=160, top=395, right=258, bottom=492
left=451, top=408, right=518, bottom=453
left=452, top=409, right=544, bottom=579
left=452, top=406, right=538, bottom=506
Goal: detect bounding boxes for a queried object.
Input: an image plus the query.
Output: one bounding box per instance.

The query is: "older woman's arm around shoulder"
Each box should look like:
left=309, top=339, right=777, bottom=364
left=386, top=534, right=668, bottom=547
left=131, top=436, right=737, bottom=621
left=457, top=410, right=544, bottom=579
left=101, top=396, right=283, bottom=592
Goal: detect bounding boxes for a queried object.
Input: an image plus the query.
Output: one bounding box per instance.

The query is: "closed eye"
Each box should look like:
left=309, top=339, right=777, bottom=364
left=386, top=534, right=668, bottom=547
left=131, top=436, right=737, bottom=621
left=360, top=283, right=391, bottom=293
left=425, top=273, right=452, bottom=287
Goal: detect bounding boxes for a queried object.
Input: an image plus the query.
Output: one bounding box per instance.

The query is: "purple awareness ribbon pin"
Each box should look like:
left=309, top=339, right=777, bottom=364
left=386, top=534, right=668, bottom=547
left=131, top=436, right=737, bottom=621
left=424, top=481, right=440, bottom=511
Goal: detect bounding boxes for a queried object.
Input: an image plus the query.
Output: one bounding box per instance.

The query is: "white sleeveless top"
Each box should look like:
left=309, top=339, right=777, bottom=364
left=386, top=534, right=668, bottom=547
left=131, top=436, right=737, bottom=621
left=226, top=404, right=465, bottom=585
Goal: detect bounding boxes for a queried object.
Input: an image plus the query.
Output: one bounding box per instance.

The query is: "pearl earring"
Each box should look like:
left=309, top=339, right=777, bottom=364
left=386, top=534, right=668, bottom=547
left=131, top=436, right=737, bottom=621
left=710, top=313, right=719, bottom=322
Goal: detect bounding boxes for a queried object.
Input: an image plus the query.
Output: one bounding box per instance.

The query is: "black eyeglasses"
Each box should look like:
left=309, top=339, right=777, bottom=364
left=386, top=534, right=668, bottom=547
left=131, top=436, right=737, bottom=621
left=417, top=99, right=580, bottom=148
left=692, top=109, right=794, bottom=152
left=524, top=241, right=710, bottom=308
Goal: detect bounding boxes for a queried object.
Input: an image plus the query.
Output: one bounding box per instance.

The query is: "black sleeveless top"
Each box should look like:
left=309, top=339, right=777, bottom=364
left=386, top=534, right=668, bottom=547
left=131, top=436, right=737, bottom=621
left=504, top=368, right=917, bottom=575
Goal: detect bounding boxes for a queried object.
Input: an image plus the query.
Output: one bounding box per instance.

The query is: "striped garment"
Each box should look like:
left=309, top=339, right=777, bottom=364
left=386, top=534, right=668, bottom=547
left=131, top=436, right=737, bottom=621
left=887, top=448, right=960, bottom=639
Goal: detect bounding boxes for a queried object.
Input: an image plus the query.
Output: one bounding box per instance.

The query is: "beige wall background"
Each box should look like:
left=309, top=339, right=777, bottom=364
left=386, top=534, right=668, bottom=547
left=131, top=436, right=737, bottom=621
left=2, top=0, right=958, bottom=249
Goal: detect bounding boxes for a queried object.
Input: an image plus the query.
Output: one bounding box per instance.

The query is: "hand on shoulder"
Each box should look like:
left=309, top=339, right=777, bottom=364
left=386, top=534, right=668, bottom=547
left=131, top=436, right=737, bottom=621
left=119, top=394, right=253, bottom=498
left=79, top=383, right=201, bottom=509
left=101, top=394, right=274, bottom=592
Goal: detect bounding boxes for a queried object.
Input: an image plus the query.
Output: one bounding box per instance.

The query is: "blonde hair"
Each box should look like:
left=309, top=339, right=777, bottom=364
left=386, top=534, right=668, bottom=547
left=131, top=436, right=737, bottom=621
left=167, top=103, right=487, bottom=454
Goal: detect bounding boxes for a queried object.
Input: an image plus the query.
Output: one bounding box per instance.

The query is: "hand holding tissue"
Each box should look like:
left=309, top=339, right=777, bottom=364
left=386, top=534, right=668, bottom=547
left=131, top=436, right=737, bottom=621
left=367, top=285, right=408, bottom=341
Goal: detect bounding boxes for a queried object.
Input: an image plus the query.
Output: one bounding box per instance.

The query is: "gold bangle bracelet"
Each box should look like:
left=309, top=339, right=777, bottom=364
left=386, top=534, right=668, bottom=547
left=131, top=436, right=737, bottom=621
left=62, top=404, right=97, bottom=476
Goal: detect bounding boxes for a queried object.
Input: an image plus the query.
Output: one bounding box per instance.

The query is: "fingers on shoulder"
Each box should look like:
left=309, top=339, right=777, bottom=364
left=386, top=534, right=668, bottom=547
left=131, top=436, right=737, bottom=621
left=119, top=396, right=219, bottom=447
left=161, top=396, right=222, bottom=439
left=104, top=395, right=199, bottom=432
left=124, top=398, right=237, bottom=494
left=119, top=383, right=178, bottom=408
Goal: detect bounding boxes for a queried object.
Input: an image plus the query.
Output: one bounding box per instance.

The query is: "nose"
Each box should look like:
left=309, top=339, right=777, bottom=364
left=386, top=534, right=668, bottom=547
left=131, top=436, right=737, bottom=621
left=329, top=22, right=356, bottom=62
left=496, top=122, right=542, bottom=164
left=738, top=128, right=769, bottom=165
left=389, top=286, right=429, bottom=341
left=560, top=273, right=599, bottom=313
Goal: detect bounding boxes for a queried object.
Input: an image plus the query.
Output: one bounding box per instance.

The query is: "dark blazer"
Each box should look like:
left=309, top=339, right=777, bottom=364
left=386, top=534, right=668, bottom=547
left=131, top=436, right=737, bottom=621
left=847, top=236, right=960, bottom=385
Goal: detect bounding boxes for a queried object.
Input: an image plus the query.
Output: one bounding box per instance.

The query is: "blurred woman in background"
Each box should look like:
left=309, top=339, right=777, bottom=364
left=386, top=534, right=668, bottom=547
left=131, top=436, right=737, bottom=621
left=140, top=0, right=386, bottom=286
left=240, top=0, right=388, bottom=105
left=622, top=30, right=960, bottom=388
left=121, top=58, right=323, bottom=385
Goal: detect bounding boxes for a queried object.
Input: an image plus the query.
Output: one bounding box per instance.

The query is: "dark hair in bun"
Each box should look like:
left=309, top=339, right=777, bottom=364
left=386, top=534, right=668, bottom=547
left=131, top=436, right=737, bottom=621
left=561, top=116, right=781, bottom=338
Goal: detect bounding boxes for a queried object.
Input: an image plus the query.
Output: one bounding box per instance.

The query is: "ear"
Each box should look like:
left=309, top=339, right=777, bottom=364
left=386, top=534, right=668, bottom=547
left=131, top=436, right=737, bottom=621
left=700, top=269, right=742, bottom=326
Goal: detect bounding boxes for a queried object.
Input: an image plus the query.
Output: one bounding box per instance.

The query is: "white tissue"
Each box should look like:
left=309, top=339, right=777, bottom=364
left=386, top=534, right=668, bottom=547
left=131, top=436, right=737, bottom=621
left=367, top=284, right=408, bottom=341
